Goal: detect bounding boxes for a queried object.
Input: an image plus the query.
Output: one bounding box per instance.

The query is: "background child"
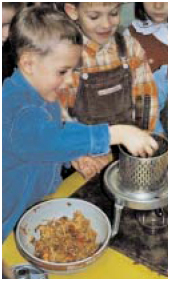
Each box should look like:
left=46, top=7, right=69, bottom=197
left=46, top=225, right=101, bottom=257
left=2, top=2, right=25, bottom=83
left=3, top=6, right=158, bottom=242
left=2, top=2, right=24, bottom=44
left=127, top=2, right=168, bottom=135
left=128, top=2, right=168, bottom=73
left=57, top=2, right=159, bottom=177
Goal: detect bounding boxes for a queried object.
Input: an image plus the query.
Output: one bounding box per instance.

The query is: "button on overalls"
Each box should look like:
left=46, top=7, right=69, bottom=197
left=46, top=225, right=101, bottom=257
left=72, top=33, right=133, bottom=126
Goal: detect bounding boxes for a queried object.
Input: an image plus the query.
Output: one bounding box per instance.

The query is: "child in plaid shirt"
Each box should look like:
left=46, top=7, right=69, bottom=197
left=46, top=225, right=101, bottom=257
left=57, top=3, right=159, bottom=179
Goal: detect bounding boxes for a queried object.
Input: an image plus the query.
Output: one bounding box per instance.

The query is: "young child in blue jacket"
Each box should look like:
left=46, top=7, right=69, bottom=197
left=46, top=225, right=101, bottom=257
left=2, top=6, right=158, bottom=242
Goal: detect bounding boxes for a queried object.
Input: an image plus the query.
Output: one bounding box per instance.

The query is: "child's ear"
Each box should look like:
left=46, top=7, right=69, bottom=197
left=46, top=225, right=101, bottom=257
left=19, top=52, right=35, bottom=75
left=64, top=3, right=78, bottom=21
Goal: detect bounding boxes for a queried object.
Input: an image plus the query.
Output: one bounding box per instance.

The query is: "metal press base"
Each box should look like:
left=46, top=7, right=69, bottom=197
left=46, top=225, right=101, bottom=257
left=104, top=161, right=168, bottom=237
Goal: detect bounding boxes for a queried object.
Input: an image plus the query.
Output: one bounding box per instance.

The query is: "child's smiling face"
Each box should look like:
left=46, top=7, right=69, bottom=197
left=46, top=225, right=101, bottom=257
left=65, top=3, right=121, bottom=45
left=21, top=41, right=81, bottom=103
left=143, top=2, right=168, bottom=23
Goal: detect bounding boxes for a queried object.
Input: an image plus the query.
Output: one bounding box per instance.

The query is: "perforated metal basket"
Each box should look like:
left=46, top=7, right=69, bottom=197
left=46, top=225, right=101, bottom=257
left=119, top=134, right=168, bottom=196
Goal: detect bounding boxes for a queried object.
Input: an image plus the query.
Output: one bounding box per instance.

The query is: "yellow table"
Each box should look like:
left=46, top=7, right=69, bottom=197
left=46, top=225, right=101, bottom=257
left=3, top=172, right=167, bottom=279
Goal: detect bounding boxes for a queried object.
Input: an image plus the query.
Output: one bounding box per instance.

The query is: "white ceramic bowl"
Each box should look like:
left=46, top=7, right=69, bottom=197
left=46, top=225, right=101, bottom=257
left=16, top=198, right=111, bottom=274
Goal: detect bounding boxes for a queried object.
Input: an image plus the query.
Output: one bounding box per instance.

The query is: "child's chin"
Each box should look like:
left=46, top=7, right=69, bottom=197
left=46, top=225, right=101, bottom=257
left=151, top=15, right=167, bottom=23
left=97, top=38, right=110, bottom=45
left=92, top=36, right=109, bottom=45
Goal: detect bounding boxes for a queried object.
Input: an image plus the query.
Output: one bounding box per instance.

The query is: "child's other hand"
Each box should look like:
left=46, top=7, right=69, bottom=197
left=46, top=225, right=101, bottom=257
left=2, top=260, right=14, bottom=278
left=110, top=125, right=158, bottom=157
left=71, top=155, right=110, bottom=180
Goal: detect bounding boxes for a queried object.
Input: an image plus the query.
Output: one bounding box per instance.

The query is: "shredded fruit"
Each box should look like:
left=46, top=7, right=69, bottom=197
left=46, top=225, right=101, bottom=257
left=33, top=211, right=99, bottom=262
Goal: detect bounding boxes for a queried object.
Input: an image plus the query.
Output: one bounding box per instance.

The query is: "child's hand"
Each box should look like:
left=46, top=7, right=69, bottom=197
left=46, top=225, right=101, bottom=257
left=72, top=155, right=110, bottom=180
left=109, top=125, right=158, bottom=157
left=72, top=157, right=98, bottom=180
left=2, top=260, right=14, bottom=278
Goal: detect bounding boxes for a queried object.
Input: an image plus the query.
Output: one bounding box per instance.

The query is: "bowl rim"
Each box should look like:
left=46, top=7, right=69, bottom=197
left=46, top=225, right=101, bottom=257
left=16, top=198, right=112, bottom=267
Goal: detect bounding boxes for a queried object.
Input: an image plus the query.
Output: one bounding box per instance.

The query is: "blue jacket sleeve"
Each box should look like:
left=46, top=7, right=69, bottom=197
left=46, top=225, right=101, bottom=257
left=11, top=106, right=110, bottom=162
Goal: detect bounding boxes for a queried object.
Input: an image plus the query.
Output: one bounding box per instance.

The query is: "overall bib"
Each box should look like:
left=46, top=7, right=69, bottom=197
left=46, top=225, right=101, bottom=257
left=72, top=33, right=133, bottom=126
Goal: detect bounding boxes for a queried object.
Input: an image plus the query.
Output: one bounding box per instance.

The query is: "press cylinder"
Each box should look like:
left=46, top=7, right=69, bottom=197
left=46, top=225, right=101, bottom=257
left=119, top=134, right=168, bottom=196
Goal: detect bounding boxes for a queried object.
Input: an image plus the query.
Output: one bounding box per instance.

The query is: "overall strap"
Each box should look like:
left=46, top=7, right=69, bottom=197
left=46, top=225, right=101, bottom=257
left=115, top=32, right=127, bottom=61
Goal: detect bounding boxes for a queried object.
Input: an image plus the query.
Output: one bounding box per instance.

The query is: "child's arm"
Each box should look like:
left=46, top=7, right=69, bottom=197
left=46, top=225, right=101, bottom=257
left=10, top=106, right=158, bottom=162
left=10, top=105, right=110, bottom=162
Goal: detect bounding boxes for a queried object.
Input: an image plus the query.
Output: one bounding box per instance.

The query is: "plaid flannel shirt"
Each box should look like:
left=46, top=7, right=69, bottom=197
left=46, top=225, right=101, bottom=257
left=57, top=33, right=158, bottom=131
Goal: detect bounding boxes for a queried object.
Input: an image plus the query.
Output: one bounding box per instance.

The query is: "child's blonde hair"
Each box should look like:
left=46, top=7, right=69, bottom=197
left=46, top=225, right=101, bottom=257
left=57, top=2, right=122, bottom=12
left=9, top=6, right=82, bottom=63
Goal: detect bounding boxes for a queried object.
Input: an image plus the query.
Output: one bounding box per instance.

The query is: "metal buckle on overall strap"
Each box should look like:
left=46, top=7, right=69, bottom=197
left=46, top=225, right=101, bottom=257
left=120, top=56, right=129, bottom=69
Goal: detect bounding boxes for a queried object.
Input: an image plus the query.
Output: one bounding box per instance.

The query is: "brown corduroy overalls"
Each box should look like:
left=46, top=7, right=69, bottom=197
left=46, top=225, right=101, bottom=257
left=71, top=32, right=151, bottom=130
